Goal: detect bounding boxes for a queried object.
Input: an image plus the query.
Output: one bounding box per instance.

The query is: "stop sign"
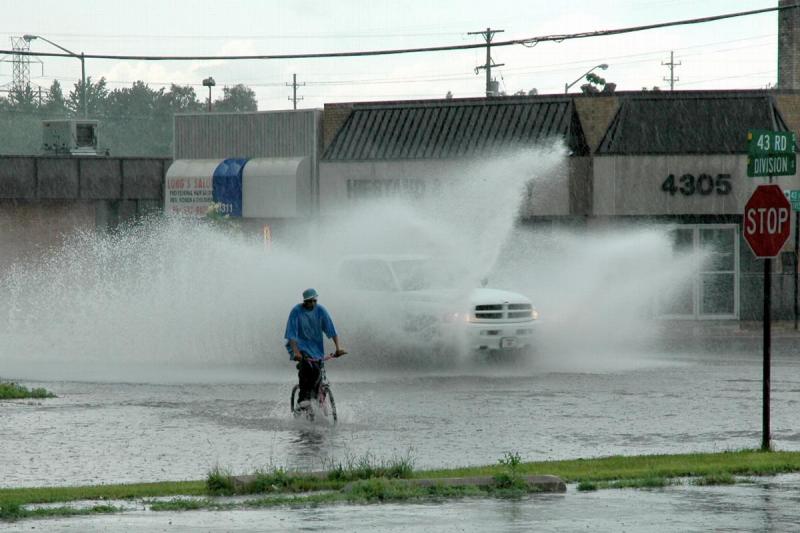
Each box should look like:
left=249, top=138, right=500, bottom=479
left=743, top=184, right=792, bottom=258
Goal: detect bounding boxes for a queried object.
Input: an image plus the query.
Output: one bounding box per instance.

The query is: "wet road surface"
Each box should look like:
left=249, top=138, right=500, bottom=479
left=3, top=338, right=800, bottom=487
left=2, top=336, right=800, bottom=530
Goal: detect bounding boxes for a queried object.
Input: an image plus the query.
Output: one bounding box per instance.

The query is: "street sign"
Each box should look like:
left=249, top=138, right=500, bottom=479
left=747, top=129, right=797, bottom=178
left=744, top=184, right=792, bottom=258
left=786, top=189, right=800, bottom=212
left=748, top=129, right=796, bottom=155
left=747, top=154, right=797, bottom=177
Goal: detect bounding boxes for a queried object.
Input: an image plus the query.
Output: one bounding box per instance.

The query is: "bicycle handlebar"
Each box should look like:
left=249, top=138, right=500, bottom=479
left=302, top=351, right=347, bottom=363
left=325, top=350, right=348, bottom=361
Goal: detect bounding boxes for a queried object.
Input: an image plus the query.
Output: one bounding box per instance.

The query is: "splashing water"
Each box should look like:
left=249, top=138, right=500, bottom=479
left=0, top=143, right=706, bottom=381
left=491, top=225, right=709, bottom=372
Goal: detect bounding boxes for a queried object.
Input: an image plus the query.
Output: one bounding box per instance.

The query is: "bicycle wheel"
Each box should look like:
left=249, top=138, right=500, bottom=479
left=290, top=385, right=300, bottom=417
left=319, top=385, right=337, bottom=423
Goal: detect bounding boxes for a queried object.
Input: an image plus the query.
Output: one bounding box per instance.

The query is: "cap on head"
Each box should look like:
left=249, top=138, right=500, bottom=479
left=302, top=288, right=319, bottom=301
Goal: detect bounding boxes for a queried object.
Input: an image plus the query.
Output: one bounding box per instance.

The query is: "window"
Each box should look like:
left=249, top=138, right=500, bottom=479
left=339, top=260, right=397, bottom=291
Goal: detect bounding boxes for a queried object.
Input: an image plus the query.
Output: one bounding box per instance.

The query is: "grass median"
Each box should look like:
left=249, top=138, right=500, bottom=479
left=0, top=382, right=55, bottom=399
left=2, top=449, right=800, bottom=521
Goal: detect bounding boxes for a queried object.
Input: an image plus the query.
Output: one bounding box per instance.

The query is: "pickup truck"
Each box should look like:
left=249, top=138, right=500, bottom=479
left=336, top=255, right=539, bottom=355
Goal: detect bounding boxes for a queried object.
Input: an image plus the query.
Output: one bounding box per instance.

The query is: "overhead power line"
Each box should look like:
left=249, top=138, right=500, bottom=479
left=5, top=33, right=778, bottom=92
left=1, top=4, right=796, bottom=62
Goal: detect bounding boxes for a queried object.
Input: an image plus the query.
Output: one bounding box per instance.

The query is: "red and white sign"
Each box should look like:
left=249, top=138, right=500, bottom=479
left=743, top=184, right=792, bottom=258
left=165, top=176, right=213, bottom=216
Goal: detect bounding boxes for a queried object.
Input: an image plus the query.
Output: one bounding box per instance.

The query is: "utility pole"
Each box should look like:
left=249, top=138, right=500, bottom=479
left=468, top=27, right=504, bottom=96
left=662, top=51, right=681, bottom=91
left=286, top=73, right=305, bottom=110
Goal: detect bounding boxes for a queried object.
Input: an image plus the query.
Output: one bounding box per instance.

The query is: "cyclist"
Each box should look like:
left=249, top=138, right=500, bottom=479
left=284, top=288, right=345, bottom=412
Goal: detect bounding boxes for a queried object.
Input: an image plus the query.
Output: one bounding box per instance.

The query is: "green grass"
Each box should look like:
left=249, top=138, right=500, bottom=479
left=325, top=452, right=415, bottom=482
left=206, top=466, right=235, bottom=495
left=419, top=449, right=800, bottom=485
left=692, top=472, right=737, bottom=486
left=0, top=382, right=55, bottom=399
left=204, top=452, right=417, bottom=497
left=148, top=498, right=211, bottom=512
left=0, top=480, right=206, bottom=507
left=3, top=449, right=800, bottom=521
left=0, top=500, right=119, bottom=522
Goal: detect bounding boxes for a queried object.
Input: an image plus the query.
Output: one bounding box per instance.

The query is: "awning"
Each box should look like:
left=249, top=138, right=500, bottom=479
left=165, top=157, right=310, bottom=218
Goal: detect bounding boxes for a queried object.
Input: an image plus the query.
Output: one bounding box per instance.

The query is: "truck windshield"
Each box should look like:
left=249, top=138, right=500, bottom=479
left=391, top=259, right=454, bottom=291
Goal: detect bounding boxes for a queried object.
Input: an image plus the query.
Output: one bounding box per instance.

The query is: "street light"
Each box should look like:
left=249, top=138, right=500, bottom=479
left=564, top=63, right=609, bottom=94
left=23, top=34, right=86, bottom=118
left=202, top=77, right=216, bottom=112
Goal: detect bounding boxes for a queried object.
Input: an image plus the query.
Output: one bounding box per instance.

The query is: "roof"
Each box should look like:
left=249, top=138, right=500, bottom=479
left=323, top=97, right=589, bottom=161
left=597, top=93, right=793, bottom=155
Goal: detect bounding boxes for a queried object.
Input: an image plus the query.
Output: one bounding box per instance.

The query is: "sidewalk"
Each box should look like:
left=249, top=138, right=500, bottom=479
left=655, top=320, right=800, bottom=339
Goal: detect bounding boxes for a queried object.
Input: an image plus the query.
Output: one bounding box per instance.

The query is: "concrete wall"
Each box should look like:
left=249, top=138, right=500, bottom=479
left=0, top=155, right=169, bottom=274
left=322, top=104, right=353, bottom=153
left=0, top=156, right=168, bottom=201
left=779, top=0, right=800, bottom=90
left=573, top=96, right=619, bottom=152
left=0, top=200, right=95, bottom=272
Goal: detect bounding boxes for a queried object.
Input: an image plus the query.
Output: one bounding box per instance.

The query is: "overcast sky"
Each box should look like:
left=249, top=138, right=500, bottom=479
left=1, top=0, right=783, bottom=110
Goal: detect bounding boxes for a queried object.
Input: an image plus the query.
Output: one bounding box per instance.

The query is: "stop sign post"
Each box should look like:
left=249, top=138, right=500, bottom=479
left=743, top=184, right=792, bottom=451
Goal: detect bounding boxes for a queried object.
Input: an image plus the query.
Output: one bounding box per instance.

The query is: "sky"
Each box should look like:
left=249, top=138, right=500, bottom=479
left=0, top=0, right=785, bottom=110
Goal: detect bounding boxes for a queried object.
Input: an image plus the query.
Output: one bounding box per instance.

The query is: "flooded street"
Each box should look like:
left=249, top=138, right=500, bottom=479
left=3, top=335, right=799, bottom=488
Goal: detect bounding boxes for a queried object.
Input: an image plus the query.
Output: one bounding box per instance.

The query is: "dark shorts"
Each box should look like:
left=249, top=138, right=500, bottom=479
left=297, top=353, right=321, bottom=403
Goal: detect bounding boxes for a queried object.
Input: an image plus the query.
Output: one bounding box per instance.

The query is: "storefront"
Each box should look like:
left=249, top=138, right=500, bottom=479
left=594, top=92, right=800, bottom=319
left=320, top=97, right=591, bottom=217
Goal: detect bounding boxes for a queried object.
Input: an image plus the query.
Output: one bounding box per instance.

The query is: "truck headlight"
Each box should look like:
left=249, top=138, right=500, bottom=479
left=442, top=312, right=461, bottom=323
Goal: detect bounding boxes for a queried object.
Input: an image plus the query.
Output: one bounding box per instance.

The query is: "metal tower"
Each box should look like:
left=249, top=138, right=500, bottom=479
left=10, top=36, right=32, bottom=91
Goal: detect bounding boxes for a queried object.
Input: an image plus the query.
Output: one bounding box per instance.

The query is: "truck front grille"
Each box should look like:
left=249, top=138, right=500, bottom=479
left=471, top=303, right=535, bottom=321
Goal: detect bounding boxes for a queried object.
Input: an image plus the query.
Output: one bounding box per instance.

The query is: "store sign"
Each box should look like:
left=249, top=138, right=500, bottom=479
left=660, top=173, right=732, bottom=197
left=166, top=176, right=213, bottom=216
left=165, top=159, right=247, bottom=217
left=346, top=178, right=429, bottom=200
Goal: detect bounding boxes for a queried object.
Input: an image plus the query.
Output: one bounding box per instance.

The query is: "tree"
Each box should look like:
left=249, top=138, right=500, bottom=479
left=0, top=87, right=43, bottom=155
left=68, top=76, right=109, bottom=117
left=102, top=81, right=162, bottom=155
left=159, top=84, right=203, bottom=114
left=213, top=84, right=257, bottom=112
left=9, top=84, right=39, bottom=114
left=581, top=73, right=616, bottom=95
left=41, top=80, right=70, bottom=118
left=105, top=81, right=158, bottom=118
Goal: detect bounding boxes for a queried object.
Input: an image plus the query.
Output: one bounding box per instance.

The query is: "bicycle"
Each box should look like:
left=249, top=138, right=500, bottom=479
left=290, top=352, right=344, bottom=423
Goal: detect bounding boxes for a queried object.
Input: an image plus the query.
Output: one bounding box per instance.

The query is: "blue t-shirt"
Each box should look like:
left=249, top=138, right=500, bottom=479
left=284, top=303, right=338, bottom=360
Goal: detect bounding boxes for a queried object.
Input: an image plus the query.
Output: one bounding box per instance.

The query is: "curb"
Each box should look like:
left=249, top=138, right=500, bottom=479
left=343, top=475, right=567, bottom=493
